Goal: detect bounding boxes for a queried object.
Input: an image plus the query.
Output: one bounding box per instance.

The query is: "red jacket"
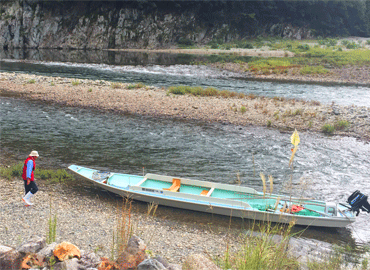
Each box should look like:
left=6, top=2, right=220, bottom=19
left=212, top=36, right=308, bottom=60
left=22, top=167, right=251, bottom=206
left=22, top=157, right=36, bottom=181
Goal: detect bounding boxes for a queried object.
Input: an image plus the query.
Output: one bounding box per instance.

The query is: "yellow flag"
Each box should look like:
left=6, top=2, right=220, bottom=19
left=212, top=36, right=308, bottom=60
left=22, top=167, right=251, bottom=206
left=289, top=129, right=300, bottom=166
left=290, top=129, right=300, bottom=147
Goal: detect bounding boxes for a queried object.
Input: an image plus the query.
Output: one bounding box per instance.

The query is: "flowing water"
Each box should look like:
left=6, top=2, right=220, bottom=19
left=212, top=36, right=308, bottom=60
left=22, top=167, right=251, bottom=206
left=1, top=49, right=370, bottom=253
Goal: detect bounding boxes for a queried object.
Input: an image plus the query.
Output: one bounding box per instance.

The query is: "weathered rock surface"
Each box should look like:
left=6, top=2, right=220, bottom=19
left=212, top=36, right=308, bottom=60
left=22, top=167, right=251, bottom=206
left=0, top=1, right=313, bottom=50
left=116, top=235, right=148, bottom=270
left=17, top=235, right=46, bottom=254
left=0, top=245, right=23, bottom=270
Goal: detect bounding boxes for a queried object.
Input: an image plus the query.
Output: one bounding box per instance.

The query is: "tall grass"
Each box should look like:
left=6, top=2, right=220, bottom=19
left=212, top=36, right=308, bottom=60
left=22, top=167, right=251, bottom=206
left=111, top=198, right=134, bottom=261
left=46, top=199, right=57, bottom=244
left=220, top=222, right=299, bottom=270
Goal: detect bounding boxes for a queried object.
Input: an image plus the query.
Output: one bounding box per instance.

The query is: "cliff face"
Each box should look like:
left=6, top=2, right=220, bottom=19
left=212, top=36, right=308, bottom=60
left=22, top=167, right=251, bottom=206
left=0, top=0, right=314, bottom=50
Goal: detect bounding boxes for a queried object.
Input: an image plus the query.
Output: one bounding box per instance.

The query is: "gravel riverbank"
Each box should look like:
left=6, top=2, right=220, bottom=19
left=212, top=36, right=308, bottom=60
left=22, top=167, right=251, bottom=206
left=0, top=173, right=243, bottom=265
left=1, top=72, right=369, bottom=141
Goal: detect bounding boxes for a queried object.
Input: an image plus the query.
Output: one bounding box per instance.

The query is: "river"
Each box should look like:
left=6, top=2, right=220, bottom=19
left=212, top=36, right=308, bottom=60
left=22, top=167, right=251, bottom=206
left=1, top=49, right=370, bottom=253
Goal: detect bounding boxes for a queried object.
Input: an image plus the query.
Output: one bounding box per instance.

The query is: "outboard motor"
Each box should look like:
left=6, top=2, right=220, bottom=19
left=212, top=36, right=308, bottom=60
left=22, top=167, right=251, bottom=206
left=347, top=190, right=370, bottom=216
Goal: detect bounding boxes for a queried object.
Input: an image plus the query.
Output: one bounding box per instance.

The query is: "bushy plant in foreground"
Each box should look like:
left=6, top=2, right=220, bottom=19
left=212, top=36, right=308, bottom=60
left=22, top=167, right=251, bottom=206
left=220, top=222, right=299, bottom=270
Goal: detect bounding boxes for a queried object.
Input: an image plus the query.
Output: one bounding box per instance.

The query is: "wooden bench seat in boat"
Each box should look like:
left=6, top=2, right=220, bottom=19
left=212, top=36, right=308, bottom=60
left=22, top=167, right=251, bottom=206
left=163, top=178, right=181, bottom=192
left=200, top=190, right=209, bottom=196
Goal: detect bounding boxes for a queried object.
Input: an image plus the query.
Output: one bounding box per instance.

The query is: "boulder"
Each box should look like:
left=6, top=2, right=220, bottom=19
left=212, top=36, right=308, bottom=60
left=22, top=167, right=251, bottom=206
left=137, top=258, right=166, bottom=270
left=78, top=250, right=102, bottom=269
left=17, top=235, right=46, bottom=254
left=182, top=253, right=221, bottom=270
left=37, top=242, right=58, bottom=262
left=116, top=235, right=148, bottom=270
left=0, top=245, right=24, bottom=270
left=152, top=256, right=169, bottom=268
left=53, top=242, right=81, bottom=261
left=53, top=257, right=79, bottom=270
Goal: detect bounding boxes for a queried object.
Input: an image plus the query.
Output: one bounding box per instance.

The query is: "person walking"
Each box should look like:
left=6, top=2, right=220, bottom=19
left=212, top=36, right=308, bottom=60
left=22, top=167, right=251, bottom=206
left=22, top=151, right=39, bottom=206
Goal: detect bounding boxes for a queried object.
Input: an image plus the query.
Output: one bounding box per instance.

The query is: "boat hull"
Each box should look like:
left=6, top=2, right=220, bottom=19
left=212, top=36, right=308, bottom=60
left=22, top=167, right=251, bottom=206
left=68, top=165, right=356, bottom=228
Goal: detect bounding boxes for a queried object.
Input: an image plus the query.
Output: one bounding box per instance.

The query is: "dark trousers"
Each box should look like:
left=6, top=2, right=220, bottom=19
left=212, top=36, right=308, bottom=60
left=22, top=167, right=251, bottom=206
left=24, top=180, right=38, bottom=195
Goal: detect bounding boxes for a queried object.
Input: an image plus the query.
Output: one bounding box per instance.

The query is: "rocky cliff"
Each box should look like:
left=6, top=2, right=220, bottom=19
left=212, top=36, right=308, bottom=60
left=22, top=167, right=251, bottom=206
left=0, top=0, right=317, bottom=50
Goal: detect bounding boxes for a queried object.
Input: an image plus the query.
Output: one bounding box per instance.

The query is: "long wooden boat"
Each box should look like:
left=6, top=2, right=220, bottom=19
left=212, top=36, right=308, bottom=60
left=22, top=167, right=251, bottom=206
left=68, top=164, right=356, bottom=228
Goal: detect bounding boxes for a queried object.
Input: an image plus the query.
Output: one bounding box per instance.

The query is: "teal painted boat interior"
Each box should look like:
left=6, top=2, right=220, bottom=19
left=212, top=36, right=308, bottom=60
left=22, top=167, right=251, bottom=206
left=210, top=189, right=253, bottom=199
left=108, top=174, right=144, bottom=188
left=75, top=167, right=94, bottom=179
left=180, top=185, right=208, bottom=195
left=140, top=179, right=172, bottom=189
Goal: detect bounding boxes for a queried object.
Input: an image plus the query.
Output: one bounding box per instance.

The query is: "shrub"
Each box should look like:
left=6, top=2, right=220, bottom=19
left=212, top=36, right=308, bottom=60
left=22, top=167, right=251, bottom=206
left=127, top=83, right=145, bottom=89
left=167, top=85, right=244, bottom=99
left=297, top=44, right=310, bottom=51
left=0, top=162, right=23, bottom=179
left=71, top=80, right=80, bottom=86
left=335, top=120, right=349, bottom=130
left=240, top=106, right=247, bottom=114
left=204, top=87, right=219, bottom=96
left=210, top=43, right=219, bottom=49
left=27, top=79, right=36, bottom=84
left=111, top=82, right=121, bottom=89
left=300, top=66, right=328, bottom=75
left=177, top=37, right=194, bottom=46
left=322, top=124, right=335, bottom=134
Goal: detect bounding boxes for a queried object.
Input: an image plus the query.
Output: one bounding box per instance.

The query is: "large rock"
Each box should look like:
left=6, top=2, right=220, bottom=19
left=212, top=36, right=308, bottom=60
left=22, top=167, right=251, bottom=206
left=37, top=242, right=58, bottom=262
left=182, top=253, right=221, bottom=270
left=53, top=242, right=81, bottom=261
left=137, top=258, right=166, bottom=270
left=53, top=257, right=79, bottom=270
left=78, top=250, right=102, bottom=269
left=17, top=235, right=46, bottom=254
left=116, top=235, right=148, bottom=270
left=0, top=245, right=24, bottom=270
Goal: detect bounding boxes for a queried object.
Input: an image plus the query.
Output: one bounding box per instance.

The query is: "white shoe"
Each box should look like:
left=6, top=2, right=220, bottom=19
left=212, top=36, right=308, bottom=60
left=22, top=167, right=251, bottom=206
left=22, top=191, right=34, bottom=206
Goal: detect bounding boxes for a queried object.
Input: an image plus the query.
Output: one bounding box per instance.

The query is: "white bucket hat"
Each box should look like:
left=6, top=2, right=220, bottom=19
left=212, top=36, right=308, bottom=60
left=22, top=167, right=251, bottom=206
left=29, top=151, right=39, bottom=157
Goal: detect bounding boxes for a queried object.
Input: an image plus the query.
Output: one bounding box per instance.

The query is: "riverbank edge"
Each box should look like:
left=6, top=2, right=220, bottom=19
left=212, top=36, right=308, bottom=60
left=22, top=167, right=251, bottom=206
left=1, top=72, right=369, bottom=142
left=107, top=47, right=370, bottom=86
